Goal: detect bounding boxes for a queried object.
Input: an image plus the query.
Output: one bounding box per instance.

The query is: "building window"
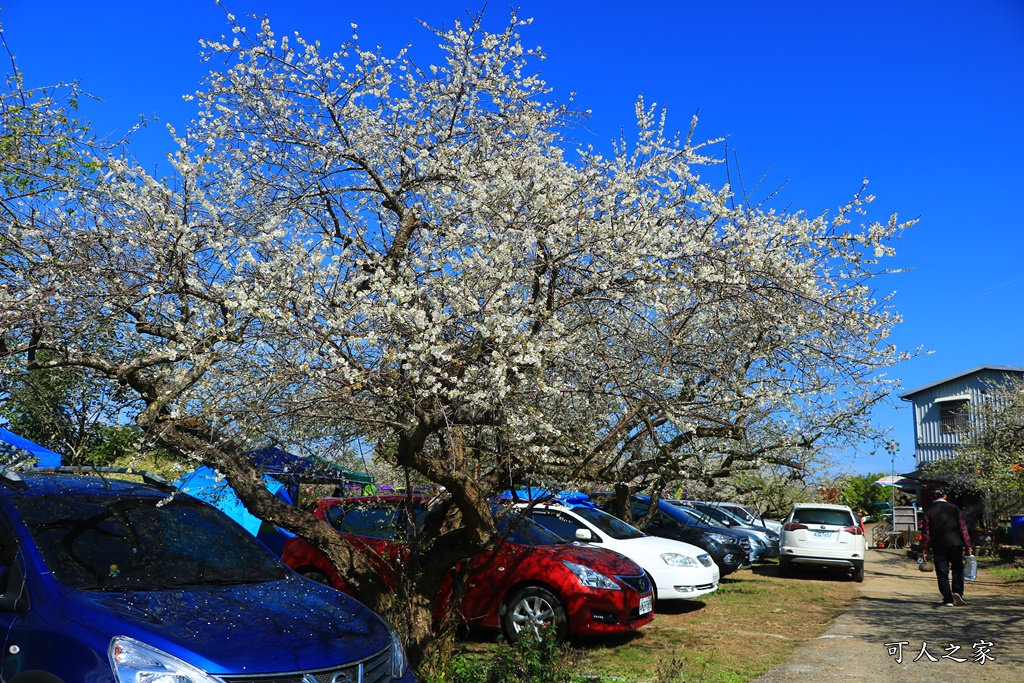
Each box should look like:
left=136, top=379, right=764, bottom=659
left=939, top=399, right=970, bottom=434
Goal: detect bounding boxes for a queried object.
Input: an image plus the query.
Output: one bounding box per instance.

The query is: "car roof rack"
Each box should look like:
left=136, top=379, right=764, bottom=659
left=0, top=468, right=28, bottom=490
left=20, top=466, right=174, bottom=490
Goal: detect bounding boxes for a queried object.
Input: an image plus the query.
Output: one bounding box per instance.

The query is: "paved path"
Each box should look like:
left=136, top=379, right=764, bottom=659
left=749, top=546, right=1024, bottom=683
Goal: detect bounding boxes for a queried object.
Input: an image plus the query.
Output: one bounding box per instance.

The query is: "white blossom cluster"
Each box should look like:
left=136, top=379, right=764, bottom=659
left=1, top=11, right=913, bottom=501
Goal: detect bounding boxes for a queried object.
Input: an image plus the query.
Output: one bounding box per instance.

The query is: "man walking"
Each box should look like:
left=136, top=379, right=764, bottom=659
left=921, top=488, right=973, bottom=606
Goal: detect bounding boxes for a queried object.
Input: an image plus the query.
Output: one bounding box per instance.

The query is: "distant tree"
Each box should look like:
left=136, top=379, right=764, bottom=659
left=670, top=456, right=822, bottom=519
left=0, top=356, right=145, bottom=465
left=837, top=472, right=893, bottom=517
left=0, top=10, right=913, bottom=671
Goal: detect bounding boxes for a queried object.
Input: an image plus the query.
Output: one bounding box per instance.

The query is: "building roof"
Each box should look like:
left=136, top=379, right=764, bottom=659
left=898, top=365, right=1024, bottom=401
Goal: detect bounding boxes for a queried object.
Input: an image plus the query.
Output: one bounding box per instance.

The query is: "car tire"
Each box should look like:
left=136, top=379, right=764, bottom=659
left=852, top=562, right=865, bottom=583
left=300, top=568, right=331, bottom=585
left=502, top=586, right=568, bottom=643
left=777, top=557, right=792, bottom=577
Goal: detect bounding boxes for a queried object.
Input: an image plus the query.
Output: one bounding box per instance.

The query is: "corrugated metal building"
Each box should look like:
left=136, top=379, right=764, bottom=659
left=899, top=365, right=1024, bottom=468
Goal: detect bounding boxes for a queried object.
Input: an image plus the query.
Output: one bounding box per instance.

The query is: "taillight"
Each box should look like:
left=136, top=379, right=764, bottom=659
left=841, top=525, right=863, bottom=535
left=783, top=522, right=808, bottom=531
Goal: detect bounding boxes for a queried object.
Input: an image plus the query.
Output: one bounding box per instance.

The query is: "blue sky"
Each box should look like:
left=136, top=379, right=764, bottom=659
left=5, top=0, right=1023, bottom=478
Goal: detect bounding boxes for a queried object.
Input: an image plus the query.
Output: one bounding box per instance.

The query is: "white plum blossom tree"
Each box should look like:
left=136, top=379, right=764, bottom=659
left=0, top=10, right=913, bottom=669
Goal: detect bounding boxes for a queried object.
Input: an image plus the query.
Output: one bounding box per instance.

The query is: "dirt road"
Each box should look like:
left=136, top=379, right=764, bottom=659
left=749, top=545, right=1024, bottom=683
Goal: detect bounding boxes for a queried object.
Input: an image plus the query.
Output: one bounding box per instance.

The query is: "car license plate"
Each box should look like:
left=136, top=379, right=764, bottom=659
left=639, top=595, right=653, bottom=615
left=813, top=531, right=833, bottom=538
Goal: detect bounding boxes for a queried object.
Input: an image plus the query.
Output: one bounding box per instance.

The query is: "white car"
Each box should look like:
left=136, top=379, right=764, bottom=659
left=517, top=503, right=720, bottom=602
left=779, top=503, right=867, bottom=582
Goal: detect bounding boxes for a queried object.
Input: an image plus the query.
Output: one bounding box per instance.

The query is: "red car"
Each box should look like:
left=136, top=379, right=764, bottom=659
left=282, top=497, right=655, bottom=641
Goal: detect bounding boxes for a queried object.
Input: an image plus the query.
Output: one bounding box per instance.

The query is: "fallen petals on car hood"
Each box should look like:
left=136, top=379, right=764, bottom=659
left=62, top=576, right=388, bottom=673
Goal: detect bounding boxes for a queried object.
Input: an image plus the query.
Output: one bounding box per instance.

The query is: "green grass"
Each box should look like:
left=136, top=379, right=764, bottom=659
left=978, top=551, right=1024, bottom=583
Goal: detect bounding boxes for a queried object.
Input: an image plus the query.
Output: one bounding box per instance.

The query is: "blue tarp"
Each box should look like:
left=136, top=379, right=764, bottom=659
left=249, top=445, right=374, bottom=484
left=175, top=448, right=372, bottom=553
left=0, top=427, right=62, bottom=467
left=175, top=465, right=294, bottom=537
left=496, top=488, right=598, bottom=509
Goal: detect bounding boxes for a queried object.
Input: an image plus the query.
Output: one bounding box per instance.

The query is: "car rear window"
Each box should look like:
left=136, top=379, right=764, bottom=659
left=791, top=508, right=855, bottom=526
left=326, top=505, right=404, bottom=540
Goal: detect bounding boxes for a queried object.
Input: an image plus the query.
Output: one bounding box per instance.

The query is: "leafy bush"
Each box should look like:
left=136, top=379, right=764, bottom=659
left=838, top=473, right=892, bottom=517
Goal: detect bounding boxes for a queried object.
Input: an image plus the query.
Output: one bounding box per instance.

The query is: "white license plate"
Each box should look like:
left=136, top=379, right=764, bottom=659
left=639, top=595, right=653, bottom=615
left=813, top=531, right=833, bottom=538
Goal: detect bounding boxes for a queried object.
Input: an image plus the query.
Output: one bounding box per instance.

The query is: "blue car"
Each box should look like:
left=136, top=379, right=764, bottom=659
left=0, top=467, right=414, bottom=683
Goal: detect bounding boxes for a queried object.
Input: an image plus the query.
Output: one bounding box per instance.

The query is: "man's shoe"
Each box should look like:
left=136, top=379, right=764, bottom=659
left=953, top=593, right=966, bottom=606
left=941, top=600, right=955, bottom=606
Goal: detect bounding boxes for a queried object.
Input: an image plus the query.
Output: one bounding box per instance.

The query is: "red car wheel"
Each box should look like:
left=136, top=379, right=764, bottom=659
left=502, top=586, right=568, bottom=643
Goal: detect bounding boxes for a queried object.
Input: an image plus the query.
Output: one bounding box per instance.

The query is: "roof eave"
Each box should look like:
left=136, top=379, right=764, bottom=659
left=898, top=365, right=1024, bottom=401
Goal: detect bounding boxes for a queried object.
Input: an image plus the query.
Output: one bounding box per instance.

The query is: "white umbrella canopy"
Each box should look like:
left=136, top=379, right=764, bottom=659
left=872, top=475, right=916, bottom=488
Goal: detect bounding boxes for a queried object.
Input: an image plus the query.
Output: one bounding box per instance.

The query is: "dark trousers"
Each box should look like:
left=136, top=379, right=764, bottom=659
left=932, top=545, right=965, bottom=603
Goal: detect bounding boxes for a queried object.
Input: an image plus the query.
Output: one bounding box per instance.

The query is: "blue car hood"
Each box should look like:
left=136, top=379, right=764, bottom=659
left=62, top=576, right=389, bottom=674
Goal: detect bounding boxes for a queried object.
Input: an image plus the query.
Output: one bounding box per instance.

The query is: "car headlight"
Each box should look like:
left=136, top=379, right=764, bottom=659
left=707, top=532, right=735, bottom=545
left=563, top=560, right=621, bottom=590
left=661, top=553, right=698, bottom=567
left=109, top=636, right=220, bottom=683
left=386, top=621, right=408, bottom=678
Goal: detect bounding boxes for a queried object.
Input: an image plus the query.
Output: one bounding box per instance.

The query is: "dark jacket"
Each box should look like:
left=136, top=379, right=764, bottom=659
left=922, top=499, right=970, bottom=549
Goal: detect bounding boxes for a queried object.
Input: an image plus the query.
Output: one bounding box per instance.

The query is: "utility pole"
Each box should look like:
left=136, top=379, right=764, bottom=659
left=886, top=440, right=900, bottom=531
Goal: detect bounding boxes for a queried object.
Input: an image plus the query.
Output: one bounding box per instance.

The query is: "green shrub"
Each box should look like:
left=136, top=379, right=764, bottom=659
left=430, top=627, right=592, bottom=683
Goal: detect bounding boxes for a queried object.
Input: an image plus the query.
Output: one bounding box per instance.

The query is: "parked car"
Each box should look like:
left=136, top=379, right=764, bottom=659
left=866, top=501, right=894, bottom=521
left=282, top=497, right=655, bottom=642
left=672, top=500, right=780, bottom=559
left=668, top=502, right=770, bottom=563
left=592, top=494, right=751, bottom=576
left=779, top=503, right=867, bottom=582
left=0, top=467, right=413, bottom=682
left=516, top=502, right=720, bottom=602
left=714, top=502, right=784, bottom=535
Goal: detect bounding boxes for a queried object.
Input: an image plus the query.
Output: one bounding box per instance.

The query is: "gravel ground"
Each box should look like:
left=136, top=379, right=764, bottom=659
left=749, top=540, right=1024, bottom=683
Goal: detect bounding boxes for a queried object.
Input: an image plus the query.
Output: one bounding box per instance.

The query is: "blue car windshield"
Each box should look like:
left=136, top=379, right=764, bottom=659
left=15, top=494, right=290, bottom=590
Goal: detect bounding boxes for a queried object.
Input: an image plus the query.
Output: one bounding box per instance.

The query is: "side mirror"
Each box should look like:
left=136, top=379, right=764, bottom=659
left=575, top=528, right=594, bottom=542
left=0, top=556, right=30, bottom=615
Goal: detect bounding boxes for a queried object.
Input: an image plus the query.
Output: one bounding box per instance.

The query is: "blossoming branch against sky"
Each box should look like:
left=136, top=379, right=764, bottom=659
left=5, top=0, right=1023, bottom=476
